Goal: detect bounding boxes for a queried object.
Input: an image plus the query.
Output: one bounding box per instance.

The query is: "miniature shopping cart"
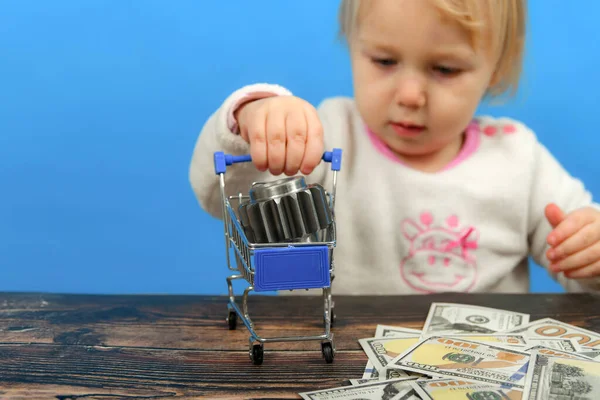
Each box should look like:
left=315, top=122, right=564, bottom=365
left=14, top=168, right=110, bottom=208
left=213, top=149, right=342, bottom=365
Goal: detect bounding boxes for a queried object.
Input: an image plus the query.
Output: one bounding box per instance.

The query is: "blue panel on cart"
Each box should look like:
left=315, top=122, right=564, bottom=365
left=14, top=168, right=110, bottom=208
left=253, top=246, right=330, bottom=292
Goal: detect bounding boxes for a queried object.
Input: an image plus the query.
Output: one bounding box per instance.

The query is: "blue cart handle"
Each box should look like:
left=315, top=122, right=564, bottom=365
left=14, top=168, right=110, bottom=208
left=214, top=149, right=342, bottom=174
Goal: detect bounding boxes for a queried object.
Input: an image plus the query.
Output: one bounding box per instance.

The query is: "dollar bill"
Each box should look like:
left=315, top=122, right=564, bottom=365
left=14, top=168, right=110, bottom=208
left=388, top=336, right=531, bottom=388
left=375, top=325, right=422, bottom=338
left=299, top=377, right=418, bottom=400
left=411, top=378, right=523, bottom=400
left=350, top=378, right=377, bottom=386
left=524, top=346, right=595, bottom=361
left=522, top=351, right=600, bottom=399
left=389, top=392, right=421, bottom=400
left=362, top=360, right=379, bottom=380
left=359, top=336, right=421, bottom=377
left=578, top=350, right=600, bottom=360
left=506, top=318, right=600, bottom=349
left=361, top=361, right=419, bottom=381
left=360, top=363, right=399, bottom=382
left=422, top=303, right=530, bottom=336
left=361, top=326, right=423, bottom=380
left=425, top=334, right=528, bottom=347
left=351, top=376, right=409, bottom=386
left=524, top=338, right=581, bottom=352
left=419, top=334, right=576, bottom=351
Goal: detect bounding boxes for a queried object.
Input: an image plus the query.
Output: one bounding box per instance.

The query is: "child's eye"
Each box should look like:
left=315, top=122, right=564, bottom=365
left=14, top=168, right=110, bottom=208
left=372, top=58, right=397, bottom=67
left=433, top=65, right=461, bottom=76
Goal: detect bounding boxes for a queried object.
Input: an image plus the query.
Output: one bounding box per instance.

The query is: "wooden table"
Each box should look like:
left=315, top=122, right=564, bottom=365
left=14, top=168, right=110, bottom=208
left=1, top=292, right=600, bottom=399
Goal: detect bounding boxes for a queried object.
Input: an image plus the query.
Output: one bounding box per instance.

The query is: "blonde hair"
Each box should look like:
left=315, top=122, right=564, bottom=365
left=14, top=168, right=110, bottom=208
left=338, top=0, right=527, bottom=98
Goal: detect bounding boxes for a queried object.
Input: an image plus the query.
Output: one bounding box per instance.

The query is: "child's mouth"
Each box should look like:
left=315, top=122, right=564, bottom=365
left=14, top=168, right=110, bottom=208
left=391, top=122, right=425, bottom=137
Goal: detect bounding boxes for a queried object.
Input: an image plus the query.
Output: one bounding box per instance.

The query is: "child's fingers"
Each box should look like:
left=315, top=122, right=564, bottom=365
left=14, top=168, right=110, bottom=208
left=283, top=111, right=307, bottom=176
left=547, top=208, right=595, bottom=246
left=564, top=259, right=600, bottom=279
left=545, top=203, right=565, bottom=229
left=265, top=111, right=286, bottom=176
left=300, top=107, right=324, bottom=175
left=550, top=240, right=600, bottom=272
left=239, top=124, right=250, bottom=143
left=547, top=221, right=600, bottom=261
left=246, top=112, right=268, bottom=172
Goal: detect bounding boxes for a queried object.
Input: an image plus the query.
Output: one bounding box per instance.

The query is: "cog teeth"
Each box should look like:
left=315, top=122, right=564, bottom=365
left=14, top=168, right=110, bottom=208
left=237, top=203, right=256, bottom=243
left=281, top=195, right=306, bottom=239
left=297, top=190, right=319, bottom=234
left=237, top=180, right=332, bottom=244
left=246, top=202, right=268, bottom=243
left=309, top=185, right=333, bottom=228
left=262, top=199, right=283, bottom=243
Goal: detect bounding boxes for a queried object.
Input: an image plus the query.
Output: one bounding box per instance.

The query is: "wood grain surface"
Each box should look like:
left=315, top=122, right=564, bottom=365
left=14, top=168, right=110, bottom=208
left=1, top=292, right=599, bottom=399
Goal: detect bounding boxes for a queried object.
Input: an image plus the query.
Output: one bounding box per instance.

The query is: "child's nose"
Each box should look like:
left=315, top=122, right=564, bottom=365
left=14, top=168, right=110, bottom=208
left=394, top=75, right=426, bottom=109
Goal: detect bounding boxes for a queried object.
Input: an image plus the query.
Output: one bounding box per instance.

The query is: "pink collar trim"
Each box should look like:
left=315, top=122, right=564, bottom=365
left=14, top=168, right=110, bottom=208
left=366, top=121, right=481, bottom=172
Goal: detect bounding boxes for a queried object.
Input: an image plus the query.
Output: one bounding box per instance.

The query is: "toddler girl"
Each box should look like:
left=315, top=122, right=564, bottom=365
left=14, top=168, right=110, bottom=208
left=189, top=0, right=600, bottom=294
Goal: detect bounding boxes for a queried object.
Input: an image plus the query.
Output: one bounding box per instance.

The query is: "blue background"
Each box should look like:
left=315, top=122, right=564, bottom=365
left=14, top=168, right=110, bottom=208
left=1, top=1, right=598, bottom=294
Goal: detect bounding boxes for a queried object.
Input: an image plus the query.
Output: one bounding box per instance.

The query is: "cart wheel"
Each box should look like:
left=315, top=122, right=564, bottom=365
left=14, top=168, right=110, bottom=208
left=322, top=342, right=334, bottom=364
left=226, top=310, right=237, bottom=330
left=250, top=344, right=264, bottom=365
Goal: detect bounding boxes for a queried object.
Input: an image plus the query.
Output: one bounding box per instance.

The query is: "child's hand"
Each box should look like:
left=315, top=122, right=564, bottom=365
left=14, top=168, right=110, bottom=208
left=234, top=96, right=324, bottom=176
left=545, top=203, right=600, bottom=279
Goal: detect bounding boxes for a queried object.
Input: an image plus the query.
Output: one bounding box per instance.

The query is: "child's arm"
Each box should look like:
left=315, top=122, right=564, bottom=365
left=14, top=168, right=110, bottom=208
left=527, top=134, right=600, bottom=292
left=188, top=83, right=330, bottom=219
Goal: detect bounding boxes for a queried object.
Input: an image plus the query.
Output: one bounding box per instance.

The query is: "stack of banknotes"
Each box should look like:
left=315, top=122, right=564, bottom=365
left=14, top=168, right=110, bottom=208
left=299, top=302, right=600, bottom=400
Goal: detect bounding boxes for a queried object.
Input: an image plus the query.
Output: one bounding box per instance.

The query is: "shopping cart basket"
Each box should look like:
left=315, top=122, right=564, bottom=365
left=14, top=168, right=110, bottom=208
left=213, top=148, right=342, bottom=365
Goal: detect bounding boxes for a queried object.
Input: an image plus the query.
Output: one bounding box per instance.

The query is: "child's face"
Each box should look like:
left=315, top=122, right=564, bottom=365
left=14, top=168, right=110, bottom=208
left=349, top=0, right=497, bottom=168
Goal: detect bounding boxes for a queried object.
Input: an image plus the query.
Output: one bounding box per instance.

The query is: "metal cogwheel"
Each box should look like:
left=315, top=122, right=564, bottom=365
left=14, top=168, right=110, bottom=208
left=238, top=176, right=333, bottom=244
